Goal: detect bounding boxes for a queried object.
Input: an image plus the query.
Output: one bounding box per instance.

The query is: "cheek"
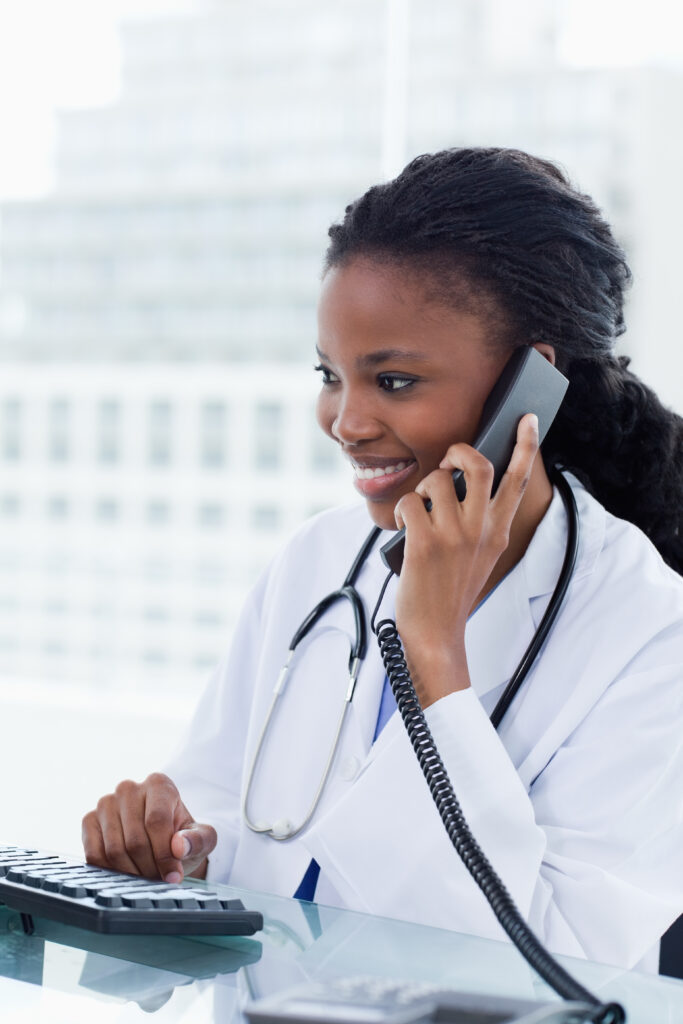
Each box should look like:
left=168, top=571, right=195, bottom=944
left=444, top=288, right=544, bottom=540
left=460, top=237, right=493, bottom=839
left=315, top=392, right=335, bottom=439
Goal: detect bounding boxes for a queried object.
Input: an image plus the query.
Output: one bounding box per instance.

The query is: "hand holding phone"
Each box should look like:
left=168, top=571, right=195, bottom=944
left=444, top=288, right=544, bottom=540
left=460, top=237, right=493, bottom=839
left=380, top=347, right=568, bottom=575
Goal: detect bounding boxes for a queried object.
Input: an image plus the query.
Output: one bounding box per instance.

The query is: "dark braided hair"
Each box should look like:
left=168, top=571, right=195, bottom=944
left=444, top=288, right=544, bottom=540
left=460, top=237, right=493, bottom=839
left=325, top=147, right=683, bottom=574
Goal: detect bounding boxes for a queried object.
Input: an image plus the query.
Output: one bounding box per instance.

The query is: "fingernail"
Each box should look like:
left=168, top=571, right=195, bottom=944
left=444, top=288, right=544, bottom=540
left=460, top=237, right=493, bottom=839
left=164, top=871, right=181, bottom=884
left=178, top=834, right=191, bottom=857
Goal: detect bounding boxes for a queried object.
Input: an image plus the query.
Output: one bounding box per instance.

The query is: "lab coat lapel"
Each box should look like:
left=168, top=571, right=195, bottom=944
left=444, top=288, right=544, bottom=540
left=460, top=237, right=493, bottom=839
left=464, top=565, right=538, bottom=711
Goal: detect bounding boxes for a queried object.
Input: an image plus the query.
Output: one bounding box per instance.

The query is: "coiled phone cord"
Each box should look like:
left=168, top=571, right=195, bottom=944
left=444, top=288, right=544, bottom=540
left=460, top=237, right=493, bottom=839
left=372, top=617, right=625, bottom=1024
left=370, top=483, right=626, bottom=1024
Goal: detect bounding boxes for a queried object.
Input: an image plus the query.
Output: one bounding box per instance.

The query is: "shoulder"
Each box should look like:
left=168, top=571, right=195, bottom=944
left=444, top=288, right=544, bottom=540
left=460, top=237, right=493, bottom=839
left=259, top=500, right=379, bottom=604
left=276, top=500, right=375, bottom=566
left=568, top=476, right=683, bottom=660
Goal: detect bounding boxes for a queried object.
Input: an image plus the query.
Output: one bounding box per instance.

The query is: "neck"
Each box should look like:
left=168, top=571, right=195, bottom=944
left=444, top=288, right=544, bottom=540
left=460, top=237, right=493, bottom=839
left=474, top=454, right=554, bottom=609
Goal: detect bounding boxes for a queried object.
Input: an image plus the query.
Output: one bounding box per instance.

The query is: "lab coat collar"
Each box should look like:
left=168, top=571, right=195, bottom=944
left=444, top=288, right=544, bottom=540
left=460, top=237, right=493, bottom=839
left=465, top=474, right=604, bottom=698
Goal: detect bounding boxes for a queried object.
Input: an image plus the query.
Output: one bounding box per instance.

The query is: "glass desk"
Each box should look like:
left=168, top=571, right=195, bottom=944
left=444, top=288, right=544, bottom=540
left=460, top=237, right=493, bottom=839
left=1, top=879, right=682, bottom=1023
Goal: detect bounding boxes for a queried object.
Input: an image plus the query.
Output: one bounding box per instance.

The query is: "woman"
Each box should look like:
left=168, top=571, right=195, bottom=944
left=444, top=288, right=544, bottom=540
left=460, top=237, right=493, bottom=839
left=82, top=148, right=683, bottom=972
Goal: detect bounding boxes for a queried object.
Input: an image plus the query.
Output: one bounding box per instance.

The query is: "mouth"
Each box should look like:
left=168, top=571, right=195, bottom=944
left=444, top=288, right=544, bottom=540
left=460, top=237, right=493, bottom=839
left=348, top=457, right=417, bottom=499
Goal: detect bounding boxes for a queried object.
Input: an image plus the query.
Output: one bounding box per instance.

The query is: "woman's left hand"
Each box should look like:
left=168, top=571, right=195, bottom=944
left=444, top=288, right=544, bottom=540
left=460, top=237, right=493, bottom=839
left=393, top=413, right=540, bottom=708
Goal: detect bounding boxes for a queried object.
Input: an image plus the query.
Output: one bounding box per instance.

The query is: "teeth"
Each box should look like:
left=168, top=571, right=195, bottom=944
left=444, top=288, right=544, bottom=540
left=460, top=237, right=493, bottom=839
left=356, top=462, right=407, bottom=480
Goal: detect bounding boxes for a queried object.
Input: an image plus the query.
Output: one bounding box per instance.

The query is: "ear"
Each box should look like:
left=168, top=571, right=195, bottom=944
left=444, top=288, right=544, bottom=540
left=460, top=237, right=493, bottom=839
left=531, top=342, right=556, bottom=367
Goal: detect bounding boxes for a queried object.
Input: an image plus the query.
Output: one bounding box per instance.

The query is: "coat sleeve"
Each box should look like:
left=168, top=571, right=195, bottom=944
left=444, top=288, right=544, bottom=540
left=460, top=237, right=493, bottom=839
left=300, top=627, right=683, bottom=971
left=163, top=570, right=269, bottom=883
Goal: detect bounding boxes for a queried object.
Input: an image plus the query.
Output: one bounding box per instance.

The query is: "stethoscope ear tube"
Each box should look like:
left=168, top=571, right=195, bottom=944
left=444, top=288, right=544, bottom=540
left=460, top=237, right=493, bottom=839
left=489, top=467, right=579, bottom=729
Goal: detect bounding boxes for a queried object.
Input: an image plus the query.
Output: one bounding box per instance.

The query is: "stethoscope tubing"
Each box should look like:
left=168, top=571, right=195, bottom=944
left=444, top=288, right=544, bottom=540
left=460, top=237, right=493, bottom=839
left=243, top=468, right=579, bottom=842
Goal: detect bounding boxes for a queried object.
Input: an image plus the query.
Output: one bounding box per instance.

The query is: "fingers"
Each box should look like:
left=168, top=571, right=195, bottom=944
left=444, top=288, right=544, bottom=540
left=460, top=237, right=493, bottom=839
left=88, top=786, right=144, bottom=876
left=81, top=772, right=212, bottom=882
left=492, top=413, right=539, bottom=522
left=396, top=413, right=539, bottom=550
left=144, top=774, right=188, bottom=881
left=82, top=809, right=107, bottom=867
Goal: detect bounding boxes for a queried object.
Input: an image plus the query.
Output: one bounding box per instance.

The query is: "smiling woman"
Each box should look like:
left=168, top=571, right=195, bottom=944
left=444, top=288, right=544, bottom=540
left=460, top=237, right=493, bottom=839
left=314, top=260, right=549, bottom=532
left=82, top=147, right=683, bottom=978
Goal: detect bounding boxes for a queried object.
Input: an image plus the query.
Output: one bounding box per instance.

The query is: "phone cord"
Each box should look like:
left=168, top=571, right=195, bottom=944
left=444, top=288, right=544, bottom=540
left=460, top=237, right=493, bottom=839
left=371, top=626, right=625, bottom=1024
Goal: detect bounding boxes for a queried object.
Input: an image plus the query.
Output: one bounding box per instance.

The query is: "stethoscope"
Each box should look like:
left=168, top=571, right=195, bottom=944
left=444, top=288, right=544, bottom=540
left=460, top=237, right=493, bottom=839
left=242, top=469, right=580, bottom=842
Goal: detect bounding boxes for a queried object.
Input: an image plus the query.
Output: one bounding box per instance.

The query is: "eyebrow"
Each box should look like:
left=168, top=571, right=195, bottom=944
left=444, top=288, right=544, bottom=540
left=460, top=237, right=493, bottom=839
left=316, top=346, right=431, bottom=368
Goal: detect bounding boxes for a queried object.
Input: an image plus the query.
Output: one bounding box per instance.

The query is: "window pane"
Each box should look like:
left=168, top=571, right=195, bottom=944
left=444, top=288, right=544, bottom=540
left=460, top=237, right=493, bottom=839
left=200, top=400, right=227, bottom=467
left=97, top=399, right=121, bottom=463
left=2, top=398, right=21, bottom=460
left=254, top=401, right=282, bottom=469
left=148, top=400, right=172, bottom=465
left=48, top=398, right=70, bottom=462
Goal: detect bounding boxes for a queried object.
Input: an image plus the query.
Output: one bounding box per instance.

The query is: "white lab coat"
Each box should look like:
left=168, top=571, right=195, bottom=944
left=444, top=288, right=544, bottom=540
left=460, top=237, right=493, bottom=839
left=166, top=474, right=683, bottom=972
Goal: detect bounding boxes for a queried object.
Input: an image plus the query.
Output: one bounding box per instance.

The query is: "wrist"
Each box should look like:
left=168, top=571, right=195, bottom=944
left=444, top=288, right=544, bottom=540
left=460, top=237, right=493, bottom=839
left=403, top=641, right=470, bottom=709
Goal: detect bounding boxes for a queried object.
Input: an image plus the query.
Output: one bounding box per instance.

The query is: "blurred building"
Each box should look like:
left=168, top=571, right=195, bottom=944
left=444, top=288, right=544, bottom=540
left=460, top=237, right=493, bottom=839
left=0, top=0, right=680, bottom=397
left=0, top=365, right=350, bottom=693
left=0, top=0, right=680, bottom=699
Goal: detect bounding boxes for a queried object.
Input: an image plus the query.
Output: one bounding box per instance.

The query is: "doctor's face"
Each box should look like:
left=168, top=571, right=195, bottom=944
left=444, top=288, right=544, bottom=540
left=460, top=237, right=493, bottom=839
left=316, top=259, right=511, bottom=531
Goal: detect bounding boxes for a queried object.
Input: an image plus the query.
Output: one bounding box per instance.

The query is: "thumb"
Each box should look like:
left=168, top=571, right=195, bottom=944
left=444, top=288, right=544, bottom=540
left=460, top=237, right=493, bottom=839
left=170, top=822, right=217, bottom=865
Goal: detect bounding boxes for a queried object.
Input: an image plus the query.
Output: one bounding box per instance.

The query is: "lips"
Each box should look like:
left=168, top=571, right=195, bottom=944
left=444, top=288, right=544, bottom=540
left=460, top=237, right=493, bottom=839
left=348, top=457, right=417, bottom=499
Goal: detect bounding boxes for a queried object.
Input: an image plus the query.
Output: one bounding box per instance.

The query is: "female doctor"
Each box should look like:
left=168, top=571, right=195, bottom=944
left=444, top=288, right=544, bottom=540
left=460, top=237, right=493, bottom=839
left=82, top=148, right=683, bottom=972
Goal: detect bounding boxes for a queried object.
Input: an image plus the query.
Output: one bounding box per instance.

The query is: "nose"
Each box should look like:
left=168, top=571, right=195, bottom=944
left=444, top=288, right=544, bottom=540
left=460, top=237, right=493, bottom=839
left=325, top=386, right=383, bottom=446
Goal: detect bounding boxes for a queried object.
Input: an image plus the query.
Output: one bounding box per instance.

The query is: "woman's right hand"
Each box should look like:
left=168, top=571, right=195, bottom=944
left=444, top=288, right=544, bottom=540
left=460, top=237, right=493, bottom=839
left=81, top=772, right=217, bottom=883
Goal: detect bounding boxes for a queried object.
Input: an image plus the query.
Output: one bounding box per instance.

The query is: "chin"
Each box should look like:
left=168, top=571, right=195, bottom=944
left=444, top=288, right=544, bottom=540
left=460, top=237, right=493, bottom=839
left=364, top=500, right=398, bottom=532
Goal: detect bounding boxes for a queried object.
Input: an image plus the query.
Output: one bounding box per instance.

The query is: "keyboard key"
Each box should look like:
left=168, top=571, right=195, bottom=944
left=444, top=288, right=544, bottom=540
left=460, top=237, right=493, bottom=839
left=0, top=856, right=62, bottom=876
left=95, top=890, right=124, bottom=907
left=193, top=895, right=222, bottom=910
left=121, top=894, right=154, bottom=908
left=5, top=868, right=30, bottom=882
left=58, top=882, right=88, bottom=898
left=221, top=898, right=247, bottom=911
left=155, top=889, right=199, bottom=909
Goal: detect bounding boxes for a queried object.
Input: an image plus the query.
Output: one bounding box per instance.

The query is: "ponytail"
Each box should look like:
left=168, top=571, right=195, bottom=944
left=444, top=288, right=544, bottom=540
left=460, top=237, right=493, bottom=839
left=545, top=356, right=682, bottom=573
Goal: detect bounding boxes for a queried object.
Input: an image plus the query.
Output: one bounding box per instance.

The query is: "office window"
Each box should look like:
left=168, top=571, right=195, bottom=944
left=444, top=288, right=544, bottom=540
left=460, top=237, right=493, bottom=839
left=48, top=398, right=70, bottom=462
left=143, top=558, right=171, bottom=582
left=194, top=559, right=228, bottom=586
left=194, top=609, right=222, bottom=627
left=148, top=400, right=173, bottom=465
left=0, top=494, right=21, bottom=518
left=97, top=398, right=121, bottom=464
left=1, top=398, right=22, bottom=460
left=143, top=606, right=169, bottom=622
left=200, top=400, right=227, bottom=467
left=197, top=502, right=225, bottom=528
left=141, top=648, right=167, bottom=666
left=95, top=497, right=119, bottom=521
left=251, top=504, right=281, bottom=531
left=254, top=401, right=283, bottom=470
left=46, top=496, right=69, bottom=520
left=193, top=652, right=218, bottom=671
left=146, top=499, right=170, bottom=524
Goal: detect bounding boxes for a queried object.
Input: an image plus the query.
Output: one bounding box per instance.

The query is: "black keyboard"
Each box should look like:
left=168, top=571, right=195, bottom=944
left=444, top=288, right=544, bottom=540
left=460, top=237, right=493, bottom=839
left=0, top=844, right=263, bottom=936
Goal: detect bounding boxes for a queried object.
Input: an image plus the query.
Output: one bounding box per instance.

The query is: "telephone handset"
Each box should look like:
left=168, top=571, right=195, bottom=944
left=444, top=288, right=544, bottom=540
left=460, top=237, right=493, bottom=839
left=380, top=346, right=569, bottom=575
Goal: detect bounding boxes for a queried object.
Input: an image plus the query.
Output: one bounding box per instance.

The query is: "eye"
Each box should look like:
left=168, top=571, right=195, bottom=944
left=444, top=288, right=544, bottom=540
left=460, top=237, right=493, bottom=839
left=378, top=374, right=416, bottom=392
left=313, top=363, right=338, bottom=385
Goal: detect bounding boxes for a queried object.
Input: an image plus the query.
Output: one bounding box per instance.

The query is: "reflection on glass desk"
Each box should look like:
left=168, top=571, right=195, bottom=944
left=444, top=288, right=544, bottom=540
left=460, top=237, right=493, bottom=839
left=1, top=879, right=683, bottom=1024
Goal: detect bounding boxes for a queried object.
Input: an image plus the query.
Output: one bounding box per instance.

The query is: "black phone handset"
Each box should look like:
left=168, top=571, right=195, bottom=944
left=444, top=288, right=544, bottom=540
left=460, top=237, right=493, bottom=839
left=372, top=347, right=626, bottom=1024
left=380, top=346, right=569, bottom=575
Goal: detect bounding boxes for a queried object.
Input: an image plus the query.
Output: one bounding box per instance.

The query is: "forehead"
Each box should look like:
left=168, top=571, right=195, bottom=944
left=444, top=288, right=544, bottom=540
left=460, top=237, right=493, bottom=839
left=317, top=259, right=495, bottom=359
